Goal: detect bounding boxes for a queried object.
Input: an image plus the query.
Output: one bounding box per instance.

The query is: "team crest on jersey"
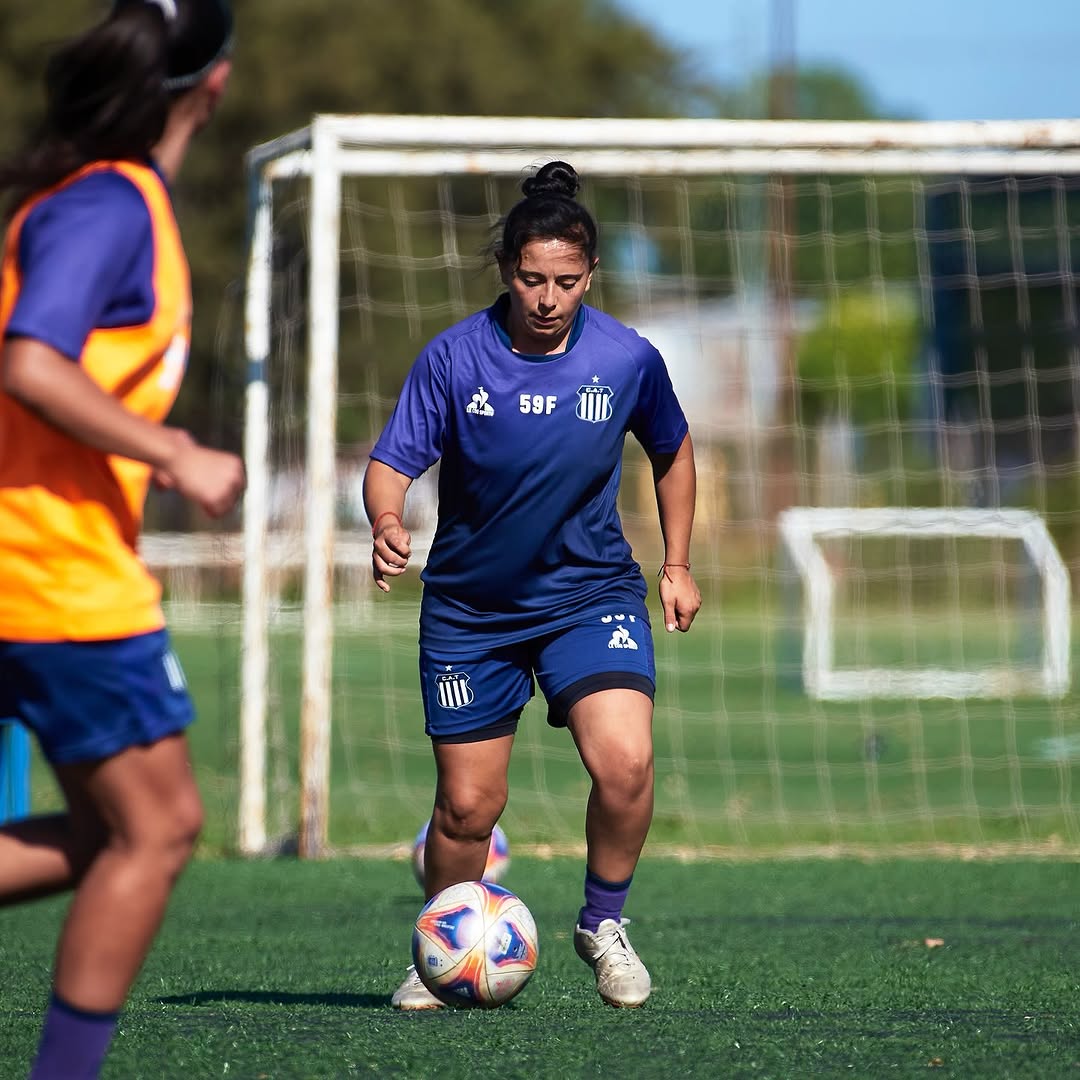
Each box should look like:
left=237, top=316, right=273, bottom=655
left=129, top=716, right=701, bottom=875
left=466, top=386, right=495, bottom=416
left=435, top=671, right=475, bottom=709
left=576, top=380, right=613, bottom=423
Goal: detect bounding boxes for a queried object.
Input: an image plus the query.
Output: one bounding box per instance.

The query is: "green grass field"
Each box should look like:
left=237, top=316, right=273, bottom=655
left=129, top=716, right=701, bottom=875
left=24, top=599, right=1079, bottom=857
left=7, top=596, right=1080, bottom=1076
left=53, top=599, right=1073, bottom=857
left=1, top=857, right=1079, bottom=1078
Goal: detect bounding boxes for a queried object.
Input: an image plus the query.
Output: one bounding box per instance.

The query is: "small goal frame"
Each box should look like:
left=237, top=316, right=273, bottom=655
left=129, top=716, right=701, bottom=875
left=777, top=507, right=1072, bottom=701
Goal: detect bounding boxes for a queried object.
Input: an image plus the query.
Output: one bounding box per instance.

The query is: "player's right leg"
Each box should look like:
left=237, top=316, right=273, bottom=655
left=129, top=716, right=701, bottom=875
left=26, top=733, right=203, bottom=1078
left=49, top=732, right=204, bottom=1012
left=392, top=643, right=529, bottom=1011
left=0, top=630, right=202, bottom=1077
left=392, top=732, right=517, bottom=1011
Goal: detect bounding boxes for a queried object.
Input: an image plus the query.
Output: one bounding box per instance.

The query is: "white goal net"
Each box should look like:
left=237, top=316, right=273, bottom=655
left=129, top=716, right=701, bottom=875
left=192, top=115, right=1080, bottom=858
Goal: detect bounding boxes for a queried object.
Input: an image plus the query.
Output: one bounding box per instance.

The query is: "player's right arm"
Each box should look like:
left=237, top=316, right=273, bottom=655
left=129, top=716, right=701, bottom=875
left=363, top=337, right=452, bottom=593
left=363, top=458, right=413, bottom=593
left=2, top=337, right=245, bottom=518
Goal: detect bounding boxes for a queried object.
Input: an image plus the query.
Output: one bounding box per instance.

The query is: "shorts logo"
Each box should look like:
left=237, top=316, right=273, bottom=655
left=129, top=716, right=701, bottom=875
left=576, top=379, right=613, bottom=423
left=607, top=626, right=639, bottom=650
left=163, top=650, right=188, bottom=692
left=435, top=671, right=475, bottom=709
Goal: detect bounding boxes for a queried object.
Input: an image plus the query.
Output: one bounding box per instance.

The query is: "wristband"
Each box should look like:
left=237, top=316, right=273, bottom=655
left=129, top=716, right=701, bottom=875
left=658, top=562, right=691, bottom=582
left=371, top=510, right=403, bottom=538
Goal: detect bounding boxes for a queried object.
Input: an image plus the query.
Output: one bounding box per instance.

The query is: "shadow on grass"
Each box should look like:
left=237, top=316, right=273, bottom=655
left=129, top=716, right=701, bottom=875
left=159, top=990, right=387, bottom=1009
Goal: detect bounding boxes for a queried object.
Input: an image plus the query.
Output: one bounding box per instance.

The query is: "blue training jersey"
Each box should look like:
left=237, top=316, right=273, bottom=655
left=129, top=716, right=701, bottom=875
left=370, top=295, right=689, bottom=649
left=6, top=168, right=157, bottom=360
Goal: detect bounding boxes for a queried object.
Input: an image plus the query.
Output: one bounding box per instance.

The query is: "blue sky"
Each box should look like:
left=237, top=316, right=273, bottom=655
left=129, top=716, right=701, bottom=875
left=614, top=0, right=1080, bottom=121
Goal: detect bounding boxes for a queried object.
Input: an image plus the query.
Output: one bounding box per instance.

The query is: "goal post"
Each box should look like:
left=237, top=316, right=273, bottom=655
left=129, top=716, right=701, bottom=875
left=239, top=115, right=1080, bottom=858
left=778, top=507, right=1071, bottom=701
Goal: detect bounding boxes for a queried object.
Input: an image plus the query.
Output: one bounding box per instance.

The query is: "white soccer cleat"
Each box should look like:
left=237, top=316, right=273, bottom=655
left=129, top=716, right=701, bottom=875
left=391, top=964, right=445, bottom=1011
left=573, top=917, right=652, bottom=1007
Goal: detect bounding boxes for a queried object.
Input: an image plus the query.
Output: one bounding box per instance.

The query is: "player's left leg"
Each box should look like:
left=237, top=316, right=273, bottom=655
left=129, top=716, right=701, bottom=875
left=567, top=687, right=655, bottom=884
left=536, top=609, right=657, bottom=1007
left=0, top=645, right=109, bottom=902
left=565, top=687, right=655, bottom=1007
left=0, top=778, right=108, bottom=905
left=0, top=631, right=193, bottom=909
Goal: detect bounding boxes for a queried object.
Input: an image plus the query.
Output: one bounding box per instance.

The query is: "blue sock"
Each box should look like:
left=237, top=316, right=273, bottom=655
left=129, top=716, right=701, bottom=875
left=30, top=992, right=119, bottom=1080
left=578, top=869, right=633, bottom=933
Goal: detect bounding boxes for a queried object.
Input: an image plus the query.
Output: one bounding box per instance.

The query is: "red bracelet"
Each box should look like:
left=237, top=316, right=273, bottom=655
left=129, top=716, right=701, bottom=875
left=371, top=510, right=403, bottom=538
left=657, top=562, right=691, bottom=581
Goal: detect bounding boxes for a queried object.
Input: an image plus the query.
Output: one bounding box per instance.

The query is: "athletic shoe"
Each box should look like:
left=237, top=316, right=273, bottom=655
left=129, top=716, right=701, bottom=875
left=573, top=917, right=652, bottom=1007
left=391, top=965, right=444, bottom=1011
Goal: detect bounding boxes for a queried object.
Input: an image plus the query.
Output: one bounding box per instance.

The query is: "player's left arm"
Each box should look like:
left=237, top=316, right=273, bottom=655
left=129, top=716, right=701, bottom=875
left=648, top=432, right=702, bottom=633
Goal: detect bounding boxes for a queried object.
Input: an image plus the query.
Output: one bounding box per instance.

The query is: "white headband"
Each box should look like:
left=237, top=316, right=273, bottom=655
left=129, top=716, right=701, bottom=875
left=145, top=0, right=177, bottom=20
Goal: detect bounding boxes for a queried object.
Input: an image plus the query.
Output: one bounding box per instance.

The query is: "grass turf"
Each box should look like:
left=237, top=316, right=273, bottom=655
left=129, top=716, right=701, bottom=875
left=118, top=608, right=1080, bottom=855
left=0, top=856, right=1078, bottom=1078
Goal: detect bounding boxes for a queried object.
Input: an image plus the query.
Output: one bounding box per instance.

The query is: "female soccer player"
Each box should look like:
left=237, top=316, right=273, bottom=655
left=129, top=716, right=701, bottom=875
left=364, top=160, right=702, bottom=1010
left=0, top=2, right=243, bottom=1075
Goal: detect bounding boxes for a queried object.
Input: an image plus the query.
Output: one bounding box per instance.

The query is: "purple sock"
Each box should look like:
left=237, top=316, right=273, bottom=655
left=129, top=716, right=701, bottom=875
left=578, top=869, right=633, bottom=933
left=30, top=993, right=119, bottom=1080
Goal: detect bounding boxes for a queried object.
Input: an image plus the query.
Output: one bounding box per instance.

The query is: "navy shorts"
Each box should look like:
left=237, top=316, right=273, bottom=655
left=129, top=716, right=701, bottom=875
left=419, top=607, right=656, bottom=742
left=0, top=628, right=194, bottom=766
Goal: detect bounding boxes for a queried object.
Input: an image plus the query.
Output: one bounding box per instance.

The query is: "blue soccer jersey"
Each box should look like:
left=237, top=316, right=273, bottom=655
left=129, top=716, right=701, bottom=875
left=370, top=295, right=689, bottom=649
left=7, top=168, right=157, bottom=360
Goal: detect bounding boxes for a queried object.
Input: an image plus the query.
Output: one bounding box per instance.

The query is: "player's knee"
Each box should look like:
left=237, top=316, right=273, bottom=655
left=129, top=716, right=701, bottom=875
left=114, top=789, right=203, bottom=872
left=596, top=752, right=654, bottom=805
left=434, top=789, right=505, bottom=843
left=170, top=789, right=204, bottom=856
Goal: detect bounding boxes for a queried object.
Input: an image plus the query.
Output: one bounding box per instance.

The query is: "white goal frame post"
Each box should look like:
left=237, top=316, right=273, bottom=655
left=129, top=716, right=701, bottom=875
left=777, top=507, right=1072, bottom=702
left=241, top=115, right=1080, bottom=857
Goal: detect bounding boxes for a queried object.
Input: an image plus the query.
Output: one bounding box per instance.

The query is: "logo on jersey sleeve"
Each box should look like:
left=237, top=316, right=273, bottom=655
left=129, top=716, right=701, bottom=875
left=466, top=386, right=495, bottom=417
left=576, top=375, right=613, bottom=423
left=435, top=668, right=475, bottom=709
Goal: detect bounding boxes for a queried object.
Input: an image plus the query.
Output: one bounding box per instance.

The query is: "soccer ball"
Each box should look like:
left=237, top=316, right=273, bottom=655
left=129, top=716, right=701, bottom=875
left=411, top=820, right=509, bottom=888
left=412, top=880, right=538, bottom=1008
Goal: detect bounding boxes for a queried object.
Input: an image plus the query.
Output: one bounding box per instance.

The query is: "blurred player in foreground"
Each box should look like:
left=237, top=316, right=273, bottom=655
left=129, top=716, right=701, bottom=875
left=0, top=2, right=243, bottom=1075
left=364, top=160, right=701, bottom=1010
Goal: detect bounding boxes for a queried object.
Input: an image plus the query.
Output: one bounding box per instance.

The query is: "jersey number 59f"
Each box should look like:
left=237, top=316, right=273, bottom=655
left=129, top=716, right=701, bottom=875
left=519, top=394, right=558, bottom=415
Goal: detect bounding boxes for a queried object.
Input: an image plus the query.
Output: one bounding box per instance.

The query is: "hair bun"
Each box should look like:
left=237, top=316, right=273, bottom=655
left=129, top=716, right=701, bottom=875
left=521, top=160, right=579, bottom=201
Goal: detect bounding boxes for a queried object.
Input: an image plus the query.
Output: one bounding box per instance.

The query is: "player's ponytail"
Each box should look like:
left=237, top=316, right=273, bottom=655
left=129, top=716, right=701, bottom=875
left=495, top=160, right=599, bottom=269
left=0, top=0, right=233, bottom=215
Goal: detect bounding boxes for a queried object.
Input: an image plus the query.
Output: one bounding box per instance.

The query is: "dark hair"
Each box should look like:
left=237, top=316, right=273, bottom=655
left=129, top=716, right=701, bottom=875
left=0, top=0, right=233, bottom=215
left=495, top=161, right=599, bottom=269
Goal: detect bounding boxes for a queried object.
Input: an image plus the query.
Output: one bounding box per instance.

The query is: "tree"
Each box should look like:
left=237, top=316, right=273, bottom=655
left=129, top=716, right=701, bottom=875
left=739, top=63, right=907, bottom=122
left=0, top=6, right=909, bottom=471
left=0, top=0, right=716, bottom=455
